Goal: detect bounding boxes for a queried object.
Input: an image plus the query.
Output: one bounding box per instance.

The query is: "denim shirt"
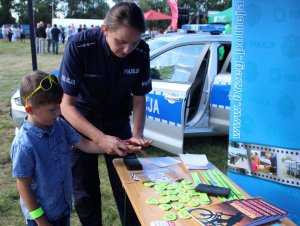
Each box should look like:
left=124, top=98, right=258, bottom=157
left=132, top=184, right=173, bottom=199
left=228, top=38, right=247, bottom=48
left=10, top=117, right=80, bottom=221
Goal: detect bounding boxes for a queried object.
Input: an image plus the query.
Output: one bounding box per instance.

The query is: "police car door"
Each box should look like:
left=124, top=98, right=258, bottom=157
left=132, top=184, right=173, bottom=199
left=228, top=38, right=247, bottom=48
left=144, top=43, right=210, bottom=155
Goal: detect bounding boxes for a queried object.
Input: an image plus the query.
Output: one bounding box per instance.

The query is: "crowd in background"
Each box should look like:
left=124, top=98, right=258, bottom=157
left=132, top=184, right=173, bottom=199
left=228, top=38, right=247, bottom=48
left=1, top=24, right=26, bottom=43
left=35, top=21, right=62, bottom=55
left=1, top=22, right=99, bottom=55
left=2, top=22, right=172, bottom=51
left=142, top=26, right=176, bottom=41
left=35, top=21, right=100, bottom=55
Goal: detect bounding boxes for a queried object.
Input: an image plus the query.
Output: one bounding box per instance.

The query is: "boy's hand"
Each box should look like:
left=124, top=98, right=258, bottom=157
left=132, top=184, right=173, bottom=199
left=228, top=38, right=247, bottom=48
left=35, top=216, right=53, bottom=226
left=96, top=135, right=128, bottom=156
left=77, top=135, right=128, bottom=156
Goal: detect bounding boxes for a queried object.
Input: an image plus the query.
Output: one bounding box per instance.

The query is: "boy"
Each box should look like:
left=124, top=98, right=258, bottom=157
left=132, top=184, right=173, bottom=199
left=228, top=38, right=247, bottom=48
left=10, top=71, right=126, bottom=226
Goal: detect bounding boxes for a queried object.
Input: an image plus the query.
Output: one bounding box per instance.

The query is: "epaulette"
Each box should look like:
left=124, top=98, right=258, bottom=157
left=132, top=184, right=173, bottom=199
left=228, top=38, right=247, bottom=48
left=135, top=47, right=148, bottom=55
left=135, top=40, right=149, bottom=55
left=75, top=40, right=97, bottom=49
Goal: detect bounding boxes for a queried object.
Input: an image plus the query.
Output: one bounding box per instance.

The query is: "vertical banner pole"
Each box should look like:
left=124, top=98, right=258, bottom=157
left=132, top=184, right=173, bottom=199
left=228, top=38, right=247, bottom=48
left=27, top=0, right=37, bottom=71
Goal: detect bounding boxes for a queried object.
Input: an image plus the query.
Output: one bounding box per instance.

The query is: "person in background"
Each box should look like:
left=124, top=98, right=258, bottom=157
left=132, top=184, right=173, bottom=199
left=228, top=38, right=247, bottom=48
left=11, top=71, right=125, bottom=226
left=1, top=25, right=8, bottom=43
left=58, top=2, right=152, bottom=225
left=82, top=24, right=87, bottom=30
left=46, top=24, right=52, bottom=53
left=7, top=25, right=13, bottom=43
left=58, top=25, right=63, bottom=47
left=71, top=24, right=76, bottom=33
left=35, top=23, right=40, bottom=53
left=78, top=24, right=83, bottom=33
left=51, top=24, right=60, bottom=55
left=20, top=25, right=26, bottom=43
left=61, top=27, right=66, bottom=45
left=13, top=25, right=21, bottom=42
left=37, top=21, right=46, bottom=53
left=66, top=25, right=74, bottom=42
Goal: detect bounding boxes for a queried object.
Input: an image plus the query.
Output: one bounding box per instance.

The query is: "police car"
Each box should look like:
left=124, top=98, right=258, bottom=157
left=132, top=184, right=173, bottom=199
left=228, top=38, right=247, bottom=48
left=145, top=31, right=231, bottom=154
left=10, top=29, right=231, bottom=155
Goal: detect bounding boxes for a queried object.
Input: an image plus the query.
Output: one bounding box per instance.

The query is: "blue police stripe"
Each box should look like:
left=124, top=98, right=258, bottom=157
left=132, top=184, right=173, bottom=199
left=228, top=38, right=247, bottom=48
left=146, top=92, right=182, bottom=126
left=210, top=84, right=231, bottom=108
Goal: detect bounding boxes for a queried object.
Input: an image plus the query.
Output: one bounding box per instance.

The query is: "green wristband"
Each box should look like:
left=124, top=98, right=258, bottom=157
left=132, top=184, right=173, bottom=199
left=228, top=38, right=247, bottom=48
left=30, top=207, right=44, bottom=219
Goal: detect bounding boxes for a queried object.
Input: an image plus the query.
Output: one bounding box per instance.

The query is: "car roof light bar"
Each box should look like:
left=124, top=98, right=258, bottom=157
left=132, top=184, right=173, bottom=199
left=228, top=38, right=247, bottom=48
left=181, top=24, right=225, bottom=34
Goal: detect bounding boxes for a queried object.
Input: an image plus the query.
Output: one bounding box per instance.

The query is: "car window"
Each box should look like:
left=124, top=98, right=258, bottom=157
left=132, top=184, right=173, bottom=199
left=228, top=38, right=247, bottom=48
left=219, top=50, right=231, bottom=74
left=147, top=39, right=169, bottom=51
left=150, top=44, right=205, bottom=83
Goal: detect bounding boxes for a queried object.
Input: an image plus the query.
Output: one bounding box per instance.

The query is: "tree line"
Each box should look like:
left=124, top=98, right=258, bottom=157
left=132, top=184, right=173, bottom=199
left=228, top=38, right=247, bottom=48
left=0, top=0, right=230, bottom=27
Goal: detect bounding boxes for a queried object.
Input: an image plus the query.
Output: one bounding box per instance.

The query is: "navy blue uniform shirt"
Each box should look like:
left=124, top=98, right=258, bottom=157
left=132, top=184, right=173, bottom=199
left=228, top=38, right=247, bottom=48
left=59, top=28, right=152, bottom=117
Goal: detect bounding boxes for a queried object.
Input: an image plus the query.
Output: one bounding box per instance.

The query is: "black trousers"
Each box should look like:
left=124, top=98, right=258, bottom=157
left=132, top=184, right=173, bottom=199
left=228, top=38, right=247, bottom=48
left=71, top=119, right=140, bottom=226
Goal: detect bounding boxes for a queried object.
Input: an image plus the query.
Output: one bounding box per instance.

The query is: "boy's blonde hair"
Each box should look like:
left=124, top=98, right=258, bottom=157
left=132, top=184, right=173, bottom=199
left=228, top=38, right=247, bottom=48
left=20, top=70, right=63, bottom=107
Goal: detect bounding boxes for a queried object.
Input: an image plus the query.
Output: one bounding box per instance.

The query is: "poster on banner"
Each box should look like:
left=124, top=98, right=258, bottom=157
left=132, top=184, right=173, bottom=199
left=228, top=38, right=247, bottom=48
left=228, top=145, right=300, bottom=187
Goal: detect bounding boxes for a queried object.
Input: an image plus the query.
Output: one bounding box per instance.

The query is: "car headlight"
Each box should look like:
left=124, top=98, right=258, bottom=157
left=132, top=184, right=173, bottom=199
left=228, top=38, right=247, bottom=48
left=14, top=97, right=23, bottom=106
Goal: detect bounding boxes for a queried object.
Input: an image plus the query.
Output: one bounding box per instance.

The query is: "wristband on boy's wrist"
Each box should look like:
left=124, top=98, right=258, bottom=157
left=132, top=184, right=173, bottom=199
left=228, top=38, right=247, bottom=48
left=29, top=207, right=44, bottom=219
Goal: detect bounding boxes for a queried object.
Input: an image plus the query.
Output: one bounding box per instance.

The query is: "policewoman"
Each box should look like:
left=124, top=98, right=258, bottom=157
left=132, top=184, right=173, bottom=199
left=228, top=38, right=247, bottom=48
left=58, top=2, right=152, bottom=226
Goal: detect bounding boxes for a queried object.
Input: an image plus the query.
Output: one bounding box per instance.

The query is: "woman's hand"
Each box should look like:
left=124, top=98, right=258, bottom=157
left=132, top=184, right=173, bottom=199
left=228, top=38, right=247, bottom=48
left=124, top=138, right=153, bottom=156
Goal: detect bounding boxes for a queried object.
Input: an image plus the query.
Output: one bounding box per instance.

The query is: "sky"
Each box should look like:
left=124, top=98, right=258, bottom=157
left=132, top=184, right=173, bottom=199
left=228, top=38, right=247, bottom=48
left=107, top=0, right=114, bottom=7
left=12, top=0, right=115, bottom=21
left=56, top=0, right=115, bottom=18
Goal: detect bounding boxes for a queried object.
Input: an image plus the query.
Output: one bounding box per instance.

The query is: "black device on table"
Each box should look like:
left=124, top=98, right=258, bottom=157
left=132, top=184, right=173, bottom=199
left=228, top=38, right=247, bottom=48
left=123, top=155, right=143, bottom=170
left=195, top=183, right=231, bottom=198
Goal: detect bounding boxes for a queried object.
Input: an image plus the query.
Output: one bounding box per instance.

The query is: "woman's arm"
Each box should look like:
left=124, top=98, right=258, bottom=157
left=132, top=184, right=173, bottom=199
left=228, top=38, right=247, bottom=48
left=128, top=95, right=152, bottom=148
left=60, top=94, right=128, bottom=155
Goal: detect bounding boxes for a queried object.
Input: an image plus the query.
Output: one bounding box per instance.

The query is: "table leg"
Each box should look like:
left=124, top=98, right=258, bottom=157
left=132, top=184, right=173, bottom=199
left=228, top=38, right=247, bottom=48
left=123, top=192, right=141, bottom=226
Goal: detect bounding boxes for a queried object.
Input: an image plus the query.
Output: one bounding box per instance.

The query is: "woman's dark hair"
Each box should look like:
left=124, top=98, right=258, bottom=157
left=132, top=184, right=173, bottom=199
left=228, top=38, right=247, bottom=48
left=20, top=70, right=63, bottom=107
left=104, top=2, right=146, bottom=33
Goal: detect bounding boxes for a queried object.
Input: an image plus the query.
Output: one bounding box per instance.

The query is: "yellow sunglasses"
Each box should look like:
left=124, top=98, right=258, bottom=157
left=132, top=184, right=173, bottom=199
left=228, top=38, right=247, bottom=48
left=25, top=74, right=58, bottom=106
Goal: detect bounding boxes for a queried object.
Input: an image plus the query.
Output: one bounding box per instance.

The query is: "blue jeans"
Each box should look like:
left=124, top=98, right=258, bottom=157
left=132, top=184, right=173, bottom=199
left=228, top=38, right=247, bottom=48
left=26, top=215, right=70, bottom=226
left=52, top=40, right=59, bottom=54
left=35, top=37, right=39, bottom=53
left=47, top=39, right=52, bottom=52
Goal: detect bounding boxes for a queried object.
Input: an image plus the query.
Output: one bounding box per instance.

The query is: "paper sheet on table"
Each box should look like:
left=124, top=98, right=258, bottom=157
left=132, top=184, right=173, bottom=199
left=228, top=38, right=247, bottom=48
left=179, top=154, right=209, bottom=169
left=146, top=156, right=181, bottom=167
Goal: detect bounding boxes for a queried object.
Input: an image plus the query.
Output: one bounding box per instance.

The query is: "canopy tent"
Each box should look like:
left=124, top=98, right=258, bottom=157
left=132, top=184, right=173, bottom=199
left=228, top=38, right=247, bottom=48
left=208, top=7, right=232, bottom=23
left=144, top=10, right=172, bottom=20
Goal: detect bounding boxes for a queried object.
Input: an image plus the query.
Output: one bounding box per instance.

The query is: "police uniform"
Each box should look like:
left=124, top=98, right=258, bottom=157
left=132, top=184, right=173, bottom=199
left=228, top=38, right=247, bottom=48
left=59, top=28, right=152, bottom=226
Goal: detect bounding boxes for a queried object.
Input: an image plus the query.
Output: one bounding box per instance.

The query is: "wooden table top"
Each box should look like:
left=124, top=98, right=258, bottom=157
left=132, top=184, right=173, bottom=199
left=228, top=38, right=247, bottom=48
left=113, top=157, right=296, bottom=226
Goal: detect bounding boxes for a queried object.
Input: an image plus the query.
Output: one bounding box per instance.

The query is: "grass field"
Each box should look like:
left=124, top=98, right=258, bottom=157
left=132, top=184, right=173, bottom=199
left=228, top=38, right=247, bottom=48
left=0, top=41, right=228, bottom=226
